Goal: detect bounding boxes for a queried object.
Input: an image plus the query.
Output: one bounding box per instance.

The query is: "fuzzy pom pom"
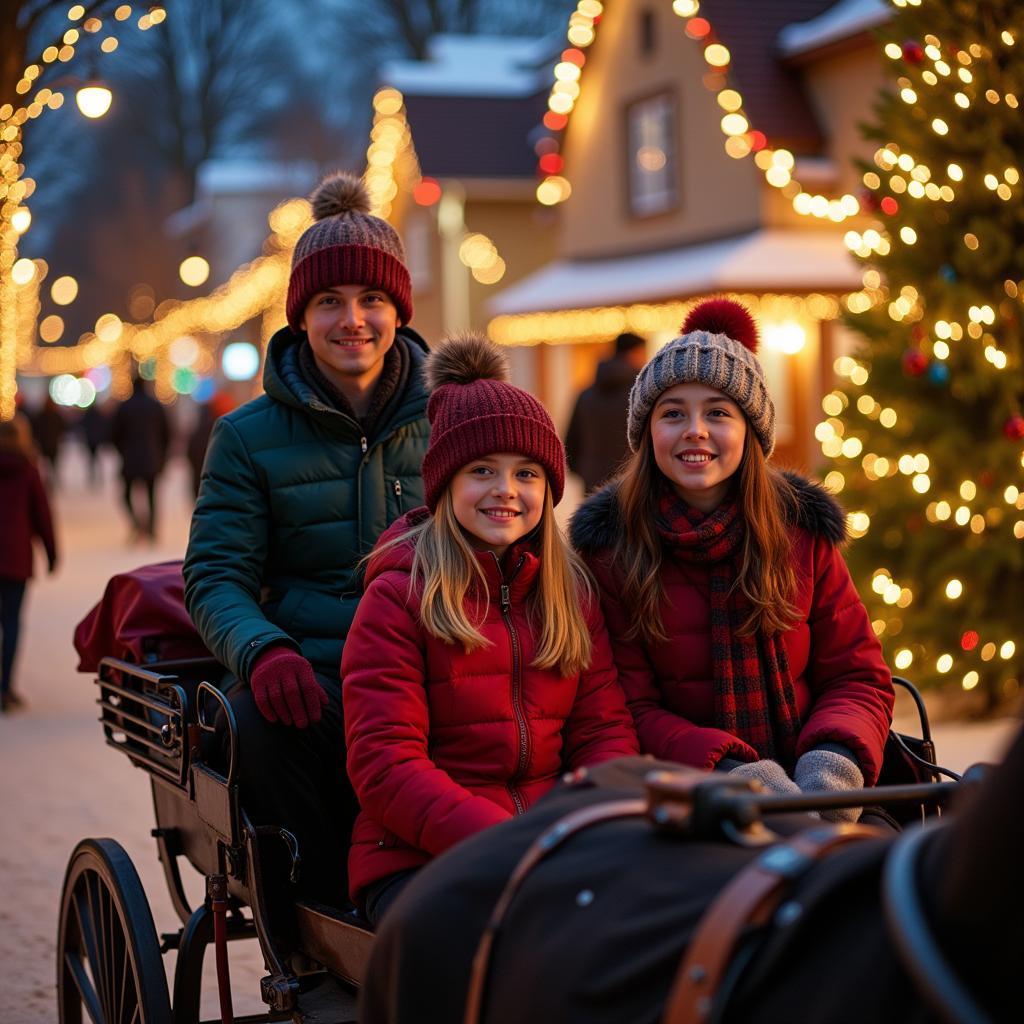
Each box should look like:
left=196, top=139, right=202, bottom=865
left=682, top=298, right=759, bottom=354
left=309, top=172, right=371, bottom=221
left=425, top=333, right=509, bottom=392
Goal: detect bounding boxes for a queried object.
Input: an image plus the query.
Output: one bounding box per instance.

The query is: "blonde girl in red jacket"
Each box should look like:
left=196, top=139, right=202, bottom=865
left=342, top=334, right=638, bottom=926
left=570, top=299, right=894, bottom=822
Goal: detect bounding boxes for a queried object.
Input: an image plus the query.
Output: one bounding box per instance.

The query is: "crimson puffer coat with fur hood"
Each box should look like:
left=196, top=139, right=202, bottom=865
left=342, top=510, right=639, bottom=902
left=570, top=475, right=893, bottom=783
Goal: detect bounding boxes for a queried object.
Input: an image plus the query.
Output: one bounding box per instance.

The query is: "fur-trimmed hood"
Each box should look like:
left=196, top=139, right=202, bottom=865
left=569, top=472, right=847, bottom=555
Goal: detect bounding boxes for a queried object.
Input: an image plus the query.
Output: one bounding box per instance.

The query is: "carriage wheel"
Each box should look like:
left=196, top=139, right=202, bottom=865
left=57, top=838, right=172, bottom=1024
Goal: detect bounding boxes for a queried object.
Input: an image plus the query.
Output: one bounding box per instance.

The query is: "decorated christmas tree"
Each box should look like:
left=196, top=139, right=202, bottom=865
left=825, top=0, right=1024, bottom=707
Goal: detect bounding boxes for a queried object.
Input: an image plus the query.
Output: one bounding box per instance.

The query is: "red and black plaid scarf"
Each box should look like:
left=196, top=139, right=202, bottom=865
left=656, top=484, right=799, bottom=763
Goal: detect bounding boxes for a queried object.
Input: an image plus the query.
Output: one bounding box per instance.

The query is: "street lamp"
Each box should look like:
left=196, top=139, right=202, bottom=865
left=74, top=82, right=113, bottom=119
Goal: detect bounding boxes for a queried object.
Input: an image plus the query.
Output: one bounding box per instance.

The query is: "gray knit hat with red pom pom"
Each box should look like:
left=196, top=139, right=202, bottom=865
left=422, top=333, right=566, bottom=510
left=626, top=298, right=775, bottom=456
left=286, top=171, right=412, bottom=331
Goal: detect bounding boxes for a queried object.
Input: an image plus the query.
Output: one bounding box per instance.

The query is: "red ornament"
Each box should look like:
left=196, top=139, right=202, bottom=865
left=880, top=196, right=899, bottom=215
left=902, top=349, right=929, bottom=376
left=902, top=40, right=925, bottom=64
left=859, top=188, right=879, bottom=213
left=961, top=630, right=979, bottom=651
left=1003, top=414, right=1024, bottom=440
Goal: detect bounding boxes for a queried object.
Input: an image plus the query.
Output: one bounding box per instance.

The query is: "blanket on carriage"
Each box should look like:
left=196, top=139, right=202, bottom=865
left=74, top=560, right=211, bottom=671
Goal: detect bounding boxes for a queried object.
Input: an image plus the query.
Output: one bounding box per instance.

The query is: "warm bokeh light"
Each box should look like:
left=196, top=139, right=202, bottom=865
left=50, top=275, right=79, bottom=305
left=179, top=255, right=210, bottom=287
left=75, top=83, right=112, bottom=118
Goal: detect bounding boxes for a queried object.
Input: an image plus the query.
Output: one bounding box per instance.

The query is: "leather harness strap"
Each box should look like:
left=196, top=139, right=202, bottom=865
left=661, top=822, right=884, bottom=1024
left=463, top=797, right=648, bottom=1024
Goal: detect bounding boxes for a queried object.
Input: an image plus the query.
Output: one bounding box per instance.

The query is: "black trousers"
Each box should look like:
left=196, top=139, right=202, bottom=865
left=121, top=474, right=157, bottom=536
left=0, top=579, right=27, bottom=696
left=215, top=673, right=358, bottom=910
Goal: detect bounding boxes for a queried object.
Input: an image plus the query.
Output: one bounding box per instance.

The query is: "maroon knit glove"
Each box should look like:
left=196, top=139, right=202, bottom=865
left=249, top=645, right=328, bottom=729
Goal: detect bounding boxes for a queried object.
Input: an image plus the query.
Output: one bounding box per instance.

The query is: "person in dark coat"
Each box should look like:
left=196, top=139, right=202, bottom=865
left=79, top=402, right=110, bottom=488
left=565, top=331, right=647, bottom=493
left=342, top=335, right=637, bottom=925
left=30, top=396, right=65, bottom=487
left=183, top=171, right=430, bottom=909
left=0, top=418, right=58, bottom=711
left=570, top=299, right=894, bottom=822
left=111, top=377, right=171, bottom=540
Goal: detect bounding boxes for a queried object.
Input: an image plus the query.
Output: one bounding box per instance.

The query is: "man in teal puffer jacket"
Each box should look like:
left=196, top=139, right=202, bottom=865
left=183, top=171, right=430, bottom=907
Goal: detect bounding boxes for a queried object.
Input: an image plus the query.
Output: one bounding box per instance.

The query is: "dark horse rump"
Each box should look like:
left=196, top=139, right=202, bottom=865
left=362, top=733, right=1021, bottom=1024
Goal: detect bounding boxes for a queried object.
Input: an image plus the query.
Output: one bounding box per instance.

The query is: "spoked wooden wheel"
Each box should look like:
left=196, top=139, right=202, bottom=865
left=57, top=838, right=172, bottom=1024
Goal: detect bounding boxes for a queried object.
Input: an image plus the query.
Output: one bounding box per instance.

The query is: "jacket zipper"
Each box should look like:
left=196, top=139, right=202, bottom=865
left=498, top=555, right=529, bottom=815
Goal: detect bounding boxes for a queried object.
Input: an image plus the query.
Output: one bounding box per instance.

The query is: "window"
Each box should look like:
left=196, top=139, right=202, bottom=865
left=626, top=92, right=677, bottom=217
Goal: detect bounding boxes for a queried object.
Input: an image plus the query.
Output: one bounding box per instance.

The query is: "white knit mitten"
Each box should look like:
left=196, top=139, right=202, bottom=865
left=794, top=745, right=864, bottom=824
left=729, top=759, right=801, bottom=797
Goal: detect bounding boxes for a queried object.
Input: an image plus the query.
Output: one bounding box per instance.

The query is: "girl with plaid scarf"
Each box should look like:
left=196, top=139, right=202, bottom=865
left=570, top=299, right=894, bottom=822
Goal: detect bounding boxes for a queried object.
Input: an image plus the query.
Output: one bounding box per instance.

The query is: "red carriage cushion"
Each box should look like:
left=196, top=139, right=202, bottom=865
left=74, top=560, right=210, bottom=671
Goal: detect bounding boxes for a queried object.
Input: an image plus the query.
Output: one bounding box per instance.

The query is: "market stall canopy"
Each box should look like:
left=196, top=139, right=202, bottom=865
left=488, top=230, right=862, bottom=316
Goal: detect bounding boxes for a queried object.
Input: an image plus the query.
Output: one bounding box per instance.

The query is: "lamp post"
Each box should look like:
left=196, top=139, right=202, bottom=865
left=0, top=7, right=129, bottom=422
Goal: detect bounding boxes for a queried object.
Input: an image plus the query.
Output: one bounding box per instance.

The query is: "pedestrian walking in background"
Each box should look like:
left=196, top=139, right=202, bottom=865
left=571, top=299, right=894, bottom=821
left=79, top=401, right=111, bottom=488
left=0, top=418, right=58, bottom=712
left=183, top=171, right=431, bottom=910
left=564, top=331, right=647, bottom=493
left=343, top=334, right=637, bottom=927
left=111, top=376, right=171, bottom=542
left=30, top=396, right=65, bottom=489
left=185, top=391, right=233, bottom=499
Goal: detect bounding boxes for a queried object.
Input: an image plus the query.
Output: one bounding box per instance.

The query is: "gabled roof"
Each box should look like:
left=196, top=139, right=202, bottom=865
left=401, top=91, right=548, bottom=180
left=701, top=0, right=838, bottom=152
left=778, top=0, right=889, bottom=62
left=384, top=33, right=555, bottom=180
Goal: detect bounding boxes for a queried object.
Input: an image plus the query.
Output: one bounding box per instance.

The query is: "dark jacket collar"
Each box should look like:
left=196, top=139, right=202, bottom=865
left=263, top=324, right=430, bottom=435
left=570, top=471, right=848, bottom=555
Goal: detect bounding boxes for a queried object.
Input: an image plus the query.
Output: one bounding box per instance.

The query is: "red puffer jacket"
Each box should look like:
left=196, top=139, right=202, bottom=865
left=342, top=510, right=639, bottom=901
left=0, top=450, right=56, bottom=581
left=570, top=476, right=894, bottom=784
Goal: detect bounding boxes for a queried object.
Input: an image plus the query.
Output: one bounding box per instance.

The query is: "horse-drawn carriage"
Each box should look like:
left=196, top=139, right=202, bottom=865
left=59, top=565, right=965, bottom=1024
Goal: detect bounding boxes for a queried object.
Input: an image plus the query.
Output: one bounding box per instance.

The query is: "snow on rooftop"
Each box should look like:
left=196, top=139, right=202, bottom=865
left=197, top=160, right=319, bottom=196
left=778, top=0, right=890, bottom=59
left=383, top=33, right=554, bottom=97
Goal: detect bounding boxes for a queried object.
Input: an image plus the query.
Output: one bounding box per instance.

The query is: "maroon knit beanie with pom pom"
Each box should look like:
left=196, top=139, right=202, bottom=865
left=625, top=297, right=775, bottom=456
left=286, top=171, right=413, bottom=332
left=421, top=334, right=566, bottom=510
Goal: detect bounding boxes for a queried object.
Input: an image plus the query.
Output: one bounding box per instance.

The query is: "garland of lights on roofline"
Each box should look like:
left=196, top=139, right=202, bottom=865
left=534, top=0, right=866, bottom=218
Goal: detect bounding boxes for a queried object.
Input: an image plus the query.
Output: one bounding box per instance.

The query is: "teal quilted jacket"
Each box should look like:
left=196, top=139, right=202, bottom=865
left=183, top=326, right=430, bottom=682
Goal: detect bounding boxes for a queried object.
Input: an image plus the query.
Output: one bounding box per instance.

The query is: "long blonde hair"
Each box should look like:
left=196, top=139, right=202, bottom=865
left=374, top=487, right=594, bottom=676
left=611, top=430, right=800, bottom=643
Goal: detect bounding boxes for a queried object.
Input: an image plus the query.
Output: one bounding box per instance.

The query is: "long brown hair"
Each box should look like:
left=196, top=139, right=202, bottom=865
left=611, top=431, right=800, bottom=642
left=373, top=487, right=594, bottom=676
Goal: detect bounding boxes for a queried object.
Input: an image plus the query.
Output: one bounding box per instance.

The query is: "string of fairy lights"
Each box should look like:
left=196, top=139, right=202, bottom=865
left=1, top=3, right=168, bottom=420
left=532, top=0, right=863, bottom=222
left=365, top=86, right=510, bottom=286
